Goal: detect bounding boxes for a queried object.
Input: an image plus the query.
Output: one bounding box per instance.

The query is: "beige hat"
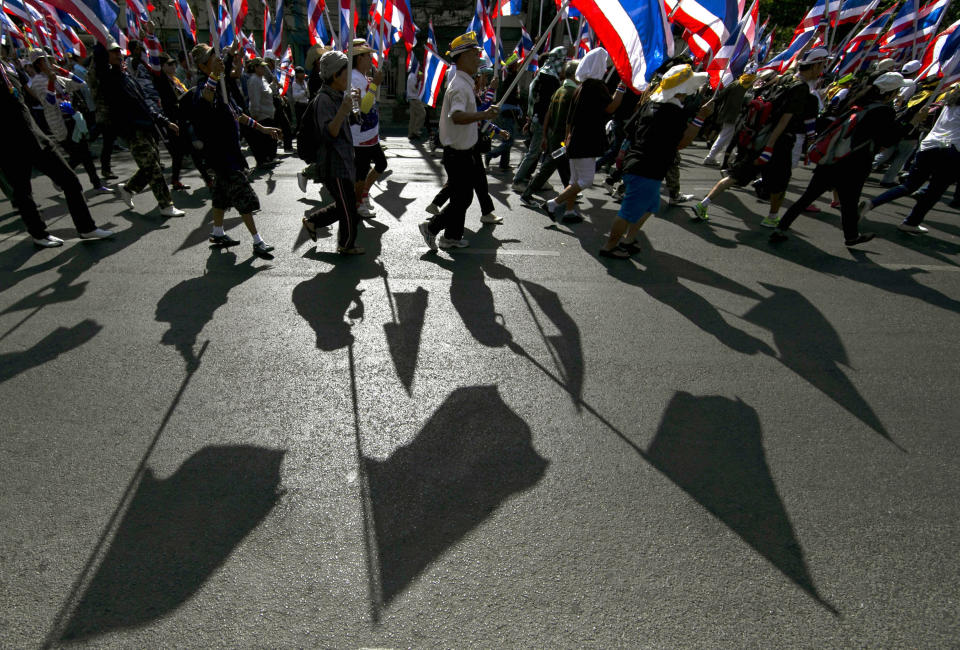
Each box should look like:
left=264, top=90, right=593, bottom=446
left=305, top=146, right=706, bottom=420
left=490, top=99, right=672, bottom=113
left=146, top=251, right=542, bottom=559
left=650, top=64, right=708, bottom=103
left=304, top=44, right=328, bottom=70
left=349, top=38, right=374, bottom=56
left=27, top=48, right=47, bottom=65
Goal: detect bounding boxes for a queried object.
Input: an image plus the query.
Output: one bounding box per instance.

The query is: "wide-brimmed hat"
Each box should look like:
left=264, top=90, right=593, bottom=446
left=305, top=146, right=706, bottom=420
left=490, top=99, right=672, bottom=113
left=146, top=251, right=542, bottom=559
left=650, top=64, right=708, bottom=102
left=876, top=58, right=898, bottom=72
left=304, top=44, right=328, bottom=70
left=447, top=31, right=483, bottom=59
left=349, top=38, right=374, bottom=56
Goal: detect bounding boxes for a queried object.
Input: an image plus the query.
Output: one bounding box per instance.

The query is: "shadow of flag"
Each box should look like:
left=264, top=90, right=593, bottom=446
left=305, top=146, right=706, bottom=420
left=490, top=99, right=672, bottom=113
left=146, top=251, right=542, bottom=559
left=646, top=392, right=837, bottom=614
left=363, top=385, right=548, bottom=609
left=61, top=445, right=286, bottom=641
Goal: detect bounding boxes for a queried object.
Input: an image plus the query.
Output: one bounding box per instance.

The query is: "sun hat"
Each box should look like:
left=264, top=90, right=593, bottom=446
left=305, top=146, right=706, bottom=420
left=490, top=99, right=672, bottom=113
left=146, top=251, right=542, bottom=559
left=446, top=31, right=483, bottom=59
left=874, top=71, right=910, bottom=93
left=650, top=64, right=708, bottom=102
left=349, top=38, right=374, bottom=56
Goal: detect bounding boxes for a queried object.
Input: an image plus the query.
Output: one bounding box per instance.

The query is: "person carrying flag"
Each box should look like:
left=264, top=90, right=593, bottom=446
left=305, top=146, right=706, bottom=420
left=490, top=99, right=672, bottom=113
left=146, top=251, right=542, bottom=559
left=349, top=39, right=386, bottom=219
left=512, top=46, right=565, bottom=192
left=418, top=31, right=499, bottom=251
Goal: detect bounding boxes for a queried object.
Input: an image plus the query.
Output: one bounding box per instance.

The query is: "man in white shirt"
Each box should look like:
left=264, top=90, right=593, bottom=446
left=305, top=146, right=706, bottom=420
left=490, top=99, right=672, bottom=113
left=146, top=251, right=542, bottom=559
left=862, top=84, right=960, bottom=233
left=418, top=32, right=499, bottom=251
left=291, top=66, right=310, bottom=127
left=407, top=68, right=425, bottom=140
left=349, top=39, right=386, bottom=218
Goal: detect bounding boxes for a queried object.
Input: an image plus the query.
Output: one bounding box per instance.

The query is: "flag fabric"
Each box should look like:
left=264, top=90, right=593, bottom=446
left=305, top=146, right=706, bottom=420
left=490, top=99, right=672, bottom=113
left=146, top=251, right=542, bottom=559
left=217, top=0, right=234, bottom=50
left=125, top=0, right=150, bottom=24
left=230, top=0, right=246, bottom=27
left=793, top=0, right=829, bottom=36
left=340, top=0, right=356, bottom=50
left=491, top=0, right=521, bottom=18
left=571, top=0, right=673, bottom=90
left=665, top=0, right=740, bottom=58
left=424, top=19, right=438, bottom=52
left=371, top=0, right=416, bottom=49
left=757, top=26, right=773, bottom=62
left=576, top=17, right=593, bottom=58
left=835, top=0, right=878, bottom=26
left=265, top=0, right=283, bottom=56
left=707, top=0, right=757, bottom=87
left=918, top=18, right=960, bottom=79
left=3, top=0, right=31, bottom=22
left=174, top=0, right=197, bottom=42
left=278, top=45, right=294, bottom=93
left=468, top=0, right=501, bottom=64
left=420, top=46, right=450, bottom=107
left=760, top=27, right=816, bottom=72
left=307, top=0, right=327, bottom=46
left=239, top=29, right=257, bottom=58
left=143, top=31, right=162, bottom=71
left=880, top=0, right=949, bottom=52
left=44, top=0, right=118, bottom=45
left=513, top=23, right=537, bottom=70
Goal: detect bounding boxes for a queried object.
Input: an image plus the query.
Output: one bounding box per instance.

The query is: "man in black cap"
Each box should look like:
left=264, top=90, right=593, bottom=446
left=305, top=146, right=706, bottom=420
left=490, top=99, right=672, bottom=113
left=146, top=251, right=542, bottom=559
left=417, top=32, right=499, bottom=251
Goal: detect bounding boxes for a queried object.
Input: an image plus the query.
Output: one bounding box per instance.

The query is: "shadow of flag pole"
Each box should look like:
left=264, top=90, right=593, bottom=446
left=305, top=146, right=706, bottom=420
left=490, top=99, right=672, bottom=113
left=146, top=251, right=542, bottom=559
left=41, top=340, right=212, bottom=649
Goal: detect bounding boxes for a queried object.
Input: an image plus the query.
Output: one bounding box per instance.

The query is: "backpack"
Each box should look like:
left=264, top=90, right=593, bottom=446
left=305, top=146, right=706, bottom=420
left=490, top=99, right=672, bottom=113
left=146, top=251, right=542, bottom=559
left=806, top=104, right=879, bottom=166
left=295, top=92, right=322, bottom=162
left=735, top=80, right=801, bottom=154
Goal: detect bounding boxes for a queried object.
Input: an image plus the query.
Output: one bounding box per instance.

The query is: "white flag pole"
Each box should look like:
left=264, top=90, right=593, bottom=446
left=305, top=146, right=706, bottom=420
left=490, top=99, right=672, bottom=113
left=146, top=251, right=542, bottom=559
left=205, top=0, right=230, bottom=104
left=496, top=0, right=570, bottom=108
left=496, top=1, right=502, bottom=75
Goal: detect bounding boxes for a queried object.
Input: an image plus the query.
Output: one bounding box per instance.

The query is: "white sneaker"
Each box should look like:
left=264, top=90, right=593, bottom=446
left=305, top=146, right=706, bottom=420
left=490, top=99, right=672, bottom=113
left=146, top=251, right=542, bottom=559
left=425, top=203, right=441, bottom=215
left=418, top=221, right=437, bottom=251
left=897, top=222, right=929, bottom=234
left=79, top=227, right=114, bottom=239
left=702, top=157, right=720, bottom=167
left=159, top=205, right=185, bottom=218
left=480, top=212, right=503, bottom=224
left=33, top=235, right=64, bottom=248
left=297, top=171, right=308, bottom=193
left=357, top=203, right=375, bottom=219
left=117, top=186, right=134, bottom=210
left=669, top=193, right=695, bottom=206
left=437, top=235, right=469, bottom=249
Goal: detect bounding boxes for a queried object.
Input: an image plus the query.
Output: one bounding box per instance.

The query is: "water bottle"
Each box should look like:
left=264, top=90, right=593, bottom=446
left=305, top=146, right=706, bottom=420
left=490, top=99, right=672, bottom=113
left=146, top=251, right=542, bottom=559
left=551, top=143, right=566, bottom=160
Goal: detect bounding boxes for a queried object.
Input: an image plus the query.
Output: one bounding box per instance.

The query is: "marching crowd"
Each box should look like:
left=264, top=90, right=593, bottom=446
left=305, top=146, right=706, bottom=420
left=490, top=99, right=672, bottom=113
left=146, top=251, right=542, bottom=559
left=2, top=28, right=959, bottom=261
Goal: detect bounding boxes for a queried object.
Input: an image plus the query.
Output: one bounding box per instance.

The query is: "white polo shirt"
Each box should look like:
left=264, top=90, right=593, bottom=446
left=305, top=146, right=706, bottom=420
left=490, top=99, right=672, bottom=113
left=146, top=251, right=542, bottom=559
left=439, top=69, right=478, bottom=150
left=920, top=104, right=960, bottom=152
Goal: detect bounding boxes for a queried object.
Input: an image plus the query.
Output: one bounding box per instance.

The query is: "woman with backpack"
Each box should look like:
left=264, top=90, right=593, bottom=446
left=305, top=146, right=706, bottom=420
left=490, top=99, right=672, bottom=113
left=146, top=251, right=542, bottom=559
left=769, top=72, right=908, bottom=247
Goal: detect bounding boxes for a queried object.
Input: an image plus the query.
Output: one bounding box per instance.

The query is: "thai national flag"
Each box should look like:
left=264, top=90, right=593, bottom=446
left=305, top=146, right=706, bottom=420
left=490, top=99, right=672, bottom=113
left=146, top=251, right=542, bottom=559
left=492, top=0, right=521, bottom=18
left=757, top=26, right=774, bottom=62
left=420, top=47, right=450, bottom=108
left=239, top=29, right=257, bottom=58
left=425, top=19, right=438, bottom=53
left=217, top=0, right=234, bottom=50
left=760, top=27, right=816, bottom=72
left=278, top=45, right=294, bottom=94
left=793, top=0, right=831, bottom=37
left=45, top=0, right=118, bottom=45
left=174, top=0, right=196, bottom=42
left=340, top=0, right=357, bottom=50
left=880, top=0, right=949, bottom=52
left=572, top=0, right=673, bottom=90
left=229, top=0, right=246, bottom=27
left=265, top=0, right=283, bottom=57
left=468, top=0, right=501, bottom=65
left=372, top=0, right=416, bottom=47
left=0, top=11, right=28, bottom=47
left=3, top=0, right=31, bottom=22
left=835, top=0, right=878, bottom=26
left=665, top=0, right=740, bottom=58
left=919, top=18, right=960, bottom=79
left=143, top=31, right=162, bottom=71
left=707, top=0, right=757, bottom=87
left=513, top=23, right=537, bottom=71
left=307, top=0, right=328, bottom=46
left=576, top=17, right=593, bottom=58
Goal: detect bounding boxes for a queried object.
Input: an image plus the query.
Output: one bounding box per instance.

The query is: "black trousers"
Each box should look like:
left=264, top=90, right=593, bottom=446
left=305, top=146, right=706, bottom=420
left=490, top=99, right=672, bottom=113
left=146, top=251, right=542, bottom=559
left=99, top=123, right=117, bottom=174
left=431, top=148, right=494, bottom=214
left=2, top=144, right=96, bottom=239
left=427, top=147, right=477, bottom=241
left=310, top=176, right=359, bottom=249
left=60, top=137, right=101, bottom=188
left=274, top=97, right=293, bottom=149
left=778, top=158, right=869, bottom=241
left=524, top=152, right=571, bottom=197
left=871, top=145, right=960, bottom=225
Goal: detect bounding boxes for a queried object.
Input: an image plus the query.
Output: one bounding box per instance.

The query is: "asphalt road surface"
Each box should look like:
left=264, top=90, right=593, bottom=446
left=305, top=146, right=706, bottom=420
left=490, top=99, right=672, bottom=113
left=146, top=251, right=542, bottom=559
left=2, top=137, right=959, bottom=648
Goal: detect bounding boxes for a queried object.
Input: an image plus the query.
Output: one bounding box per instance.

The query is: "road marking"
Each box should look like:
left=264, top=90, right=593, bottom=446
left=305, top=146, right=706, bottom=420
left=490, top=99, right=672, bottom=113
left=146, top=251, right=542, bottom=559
left=417, top=247, right=560, bottom=256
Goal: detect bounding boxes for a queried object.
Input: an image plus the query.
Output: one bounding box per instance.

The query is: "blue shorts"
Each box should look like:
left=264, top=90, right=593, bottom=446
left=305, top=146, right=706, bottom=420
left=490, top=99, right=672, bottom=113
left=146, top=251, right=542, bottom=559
left=618, top=174, right=661, bottom=223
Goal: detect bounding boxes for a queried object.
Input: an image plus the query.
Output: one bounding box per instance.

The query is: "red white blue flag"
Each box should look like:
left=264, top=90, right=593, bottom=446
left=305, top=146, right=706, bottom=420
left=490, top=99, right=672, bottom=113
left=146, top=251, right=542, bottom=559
left=307, top=0, right=329, bottom=46
left=265, top=0, right=283, bottom=57
left=707, top=0, right=757, bottom=87
left=835, top=0, right=878, bottom=26
left=492, top=0, right=521, bottom=18
left=880, top=0, right=949, bottom=52
left=760, top=27, right=816, bottom=72
left=665, top=0, right=740, bottom=59
left=143, top=30, right=162, bottom=71
left=420, top=46, right=450, bottom=108
left=45, top=0, right=118, bottom=46
left=174, top=0, right=197, bottom=43
left=469, top=0, right=501, bottom=64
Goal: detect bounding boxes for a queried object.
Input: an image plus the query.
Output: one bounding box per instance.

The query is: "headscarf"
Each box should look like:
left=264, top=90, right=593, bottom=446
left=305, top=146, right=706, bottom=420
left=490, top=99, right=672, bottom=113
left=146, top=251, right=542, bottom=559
left=575, top=47, right=609, bottom=82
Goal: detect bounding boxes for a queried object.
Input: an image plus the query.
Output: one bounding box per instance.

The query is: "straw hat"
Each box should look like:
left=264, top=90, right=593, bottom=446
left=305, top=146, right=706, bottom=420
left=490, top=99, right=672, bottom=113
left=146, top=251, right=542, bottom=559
left=349, top=38, right=374, bottom=56
left=446, top=31, right=483, bottom=59
left=650, top=64, right=707, bottom=102
left=305, top=43, right=328, bottom=70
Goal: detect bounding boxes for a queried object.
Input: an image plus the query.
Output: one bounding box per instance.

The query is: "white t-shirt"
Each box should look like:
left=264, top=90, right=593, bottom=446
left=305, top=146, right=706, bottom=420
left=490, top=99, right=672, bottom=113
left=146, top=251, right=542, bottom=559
left=350, top=69, right=380, bottom=147
left=406, top=71, right=420, bottom=101
left=920, top=104, right=960, bottom=151
left=439, top=70, right=478, bottom=150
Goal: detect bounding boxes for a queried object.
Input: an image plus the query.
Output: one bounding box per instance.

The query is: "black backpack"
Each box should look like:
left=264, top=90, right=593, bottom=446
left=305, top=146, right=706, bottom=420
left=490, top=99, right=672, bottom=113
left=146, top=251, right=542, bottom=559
left=735, top=80, right=802, bottom=155
left=295, top=92, right=322, bottom=163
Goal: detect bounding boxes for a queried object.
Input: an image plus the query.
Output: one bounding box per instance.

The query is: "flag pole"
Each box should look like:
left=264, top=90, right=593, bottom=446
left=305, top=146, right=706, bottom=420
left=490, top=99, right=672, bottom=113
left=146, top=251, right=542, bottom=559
left=324, top=8, right=337, bottom=48
left=911, top=0, right=920, bottom=60
left=378, top=0, right=385, bottom=100
left=538, top=0, right=544, bottom=37
left=496, top=0, right=570, bottom=107
left=828, top=5, right=875, bottom=66
left=205, top=0, right=230, bottom=104
left=496, top=0, right=502, bottom=75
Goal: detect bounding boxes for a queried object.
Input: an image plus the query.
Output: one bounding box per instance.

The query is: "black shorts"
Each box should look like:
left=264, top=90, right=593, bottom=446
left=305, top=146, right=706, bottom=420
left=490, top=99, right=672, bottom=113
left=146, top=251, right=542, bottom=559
left=730, top=134, right=795, bottom=195
left=212, top=170, right=260, bottom=214
left=354, top=144, right=388, bottom=179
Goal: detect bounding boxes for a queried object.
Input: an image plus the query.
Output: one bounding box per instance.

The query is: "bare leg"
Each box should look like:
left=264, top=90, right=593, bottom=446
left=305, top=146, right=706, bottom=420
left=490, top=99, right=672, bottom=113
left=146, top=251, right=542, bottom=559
left=622, top=214, right=652, bottom=243
left=241, top=212, right=258, bottom=236
left=705, top=176, right=736, bottom=202
left=212, top=207, right=226, bottom=228
left=602, top=217, right=631, bottom=250
left=770, top=192, right=785, bottom=214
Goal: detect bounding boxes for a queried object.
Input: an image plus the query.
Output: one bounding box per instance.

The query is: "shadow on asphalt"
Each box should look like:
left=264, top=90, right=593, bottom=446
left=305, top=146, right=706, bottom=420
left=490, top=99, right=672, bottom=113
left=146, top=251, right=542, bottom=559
left=59, top=445, right=286, bottom=642
left=646, top=392, right=839, bottom=615
left=155, top=249, right=269, bottom=368
left=371, top=179, right=415, bottom=220
left=362, top=385, right=548, bottom=610
left=0, top=319, right=102, bottom=383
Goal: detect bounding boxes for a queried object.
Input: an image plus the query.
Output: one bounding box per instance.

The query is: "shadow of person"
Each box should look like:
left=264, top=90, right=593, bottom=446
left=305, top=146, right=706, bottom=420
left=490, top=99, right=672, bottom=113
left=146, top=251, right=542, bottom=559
left=0, top=320, right=101, bottom=384
left=363, top=385, right=548, bottom=609
left=155, top=249, right=268, bottom=368
left=743, top=283, right=904, bottom=451
left=60, top=445, right=286, bottom=642
left=173, top=209, right=244, bottom=254
left=292, top=219, right=388, bottom=352
left=646, top=392, right=838, bottom=614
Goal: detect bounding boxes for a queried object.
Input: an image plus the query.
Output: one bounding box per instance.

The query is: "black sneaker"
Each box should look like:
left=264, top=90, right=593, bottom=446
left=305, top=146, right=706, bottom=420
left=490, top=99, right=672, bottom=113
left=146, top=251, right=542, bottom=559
left=209, top=233, right=240, bottom=246
left=845, top=232, right=876, bottom=247
left=253, top=240, right=275, bottom=256
left=619, top=241, right=642, bottom=255
left=769, top=230, right=789, bottom=244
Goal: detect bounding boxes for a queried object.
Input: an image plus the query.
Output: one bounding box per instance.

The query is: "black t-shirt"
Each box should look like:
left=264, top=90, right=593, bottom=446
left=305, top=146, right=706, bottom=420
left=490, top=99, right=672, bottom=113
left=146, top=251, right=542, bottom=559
left=777, top=81, right=819, bottom=135
left=566, top=78, right=612, bottom=158
left=531, top=72, right=560, bottom=122
left=622, top=101, right=689, bottom=180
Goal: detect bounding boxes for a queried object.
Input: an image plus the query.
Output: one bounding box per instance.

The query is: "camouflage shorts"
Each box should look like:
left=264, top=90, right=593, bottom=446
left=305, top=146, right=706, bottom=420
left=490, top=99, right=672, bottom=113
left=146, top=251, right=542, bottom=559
left=211, top=170, right=260, bottom=214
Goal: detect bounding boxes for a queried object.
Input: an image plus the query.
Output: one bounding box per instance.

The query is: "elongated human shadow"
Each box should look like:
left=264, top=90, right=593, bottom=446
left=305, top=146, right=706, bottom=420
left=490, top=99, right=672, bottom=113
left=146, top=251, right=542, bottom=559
left=646, top=392, right=838, bottom=614
left=60, top=445, right=285, bottom=641
left=363, top=385, right=548, bottom=609
left=743, top=283, right=903, bottom=451
left=0, top=320, right=101, bottom=384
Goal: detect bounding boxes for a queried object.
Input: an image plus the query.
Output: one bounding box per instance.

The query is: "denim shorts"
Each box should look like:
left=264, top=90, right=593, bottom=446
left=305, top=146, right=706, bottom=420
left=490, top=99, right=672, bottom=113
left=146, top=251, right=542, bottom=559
left=618, top=174, right=662, bottom=223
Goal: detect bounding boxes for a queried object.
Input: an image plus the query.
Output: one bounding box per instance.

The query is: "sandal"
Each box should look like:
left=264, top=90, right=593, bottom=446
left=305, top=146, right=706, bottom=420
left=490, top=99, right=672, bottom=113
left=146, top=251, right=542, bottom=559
left=619, top=241, right=641, bottom=255
left=337, top=246, right=366, bottom=255
left=599, top=247, right=630, bottom=259
left=302, top=218, right=317, bottom=242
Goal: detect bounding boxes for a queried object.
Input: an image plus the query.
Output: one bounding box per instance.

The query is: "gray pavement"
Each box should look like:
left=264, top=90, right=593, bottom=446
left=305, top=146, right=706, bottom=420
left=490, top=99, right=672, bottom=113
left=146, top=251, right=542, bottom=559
left=1, top=138, right=959, bottom=648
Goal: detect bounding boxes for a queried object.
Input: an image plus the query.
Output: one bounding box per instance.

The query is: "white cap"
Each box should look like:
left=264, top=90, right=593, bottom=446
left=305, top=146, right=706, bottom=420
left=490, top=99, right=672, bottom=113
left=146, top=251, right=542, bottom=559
left=799, top=47, right=828, bottom=65
left=874, top=71, right=911, bottom=93
left=901, top=60, right=922, bottom=75
left=876, top=58, right=898, bottom=72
